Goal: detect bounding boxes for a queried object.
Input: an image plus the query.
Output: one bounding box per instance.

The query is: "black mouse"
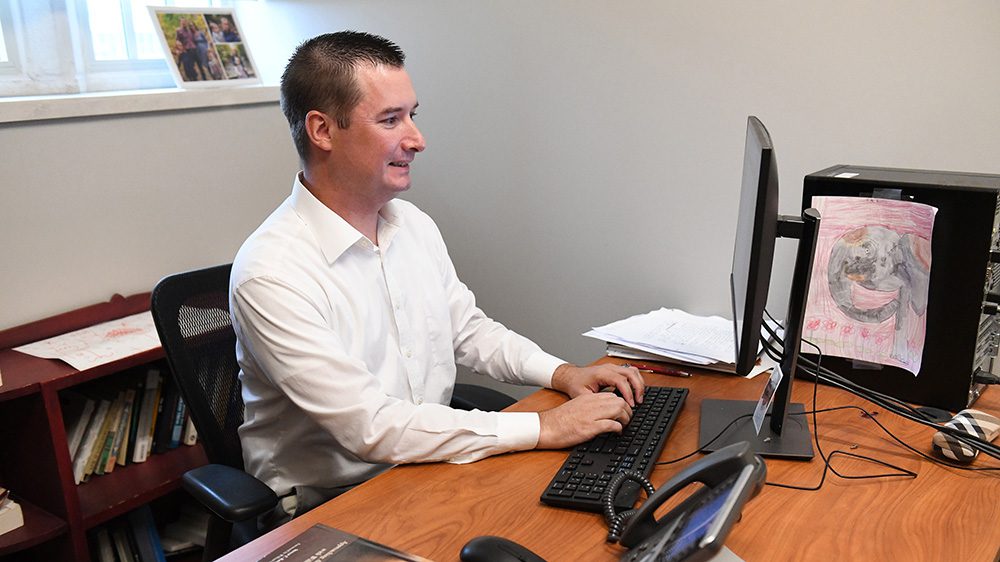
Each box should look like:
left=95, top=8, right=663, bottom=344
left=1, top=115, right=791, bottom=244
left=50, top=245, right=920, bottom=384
left=459, top=535, right=546, bottom=562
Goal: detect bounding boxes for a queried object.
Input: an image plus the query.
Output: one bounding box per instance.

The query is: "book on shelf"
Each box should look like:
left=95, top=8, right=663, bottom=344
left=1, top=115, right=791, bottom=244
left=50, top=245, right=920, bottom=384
left=73, top=398, right=111, bottom=484
left=168, top=399, right=186, bottom=449
left=160, top=503, right=208, bottom=553
left=0, top=498, right=24, bottom=536
left=133, top=369, right=163, bottom=463
left=94, top=390, right=126, bottom=477
left=128, top=504, right=168, bottom=562
left=125, top=374, right=148, bottom=465
left=105, top=387, right=137, bottom=473
left=152, top=378, right=181, bottom=455
left=93, top=527, right=116, bottom=562
left=259, top=524, right=431, bottom=562
left=110, top=521, right=136, bottom=562
left=62, top=391, right=97, bottom=461
left=182, top=413, right=197, bottom=446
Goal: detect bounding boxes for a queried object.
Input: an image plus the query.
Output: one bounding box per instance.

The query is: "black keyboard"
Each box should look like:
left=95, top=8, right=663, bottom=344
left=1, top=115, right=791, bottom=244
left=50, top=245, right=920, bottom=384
left=539, top=385, right=688, bottom=512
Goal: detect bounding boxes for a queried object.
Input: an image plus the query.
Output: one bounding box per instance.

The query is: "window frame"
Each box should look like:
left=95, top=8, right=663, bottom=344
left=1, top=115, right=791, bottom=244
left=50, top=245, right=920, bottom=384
left=0, top=0, right=237, bottom=98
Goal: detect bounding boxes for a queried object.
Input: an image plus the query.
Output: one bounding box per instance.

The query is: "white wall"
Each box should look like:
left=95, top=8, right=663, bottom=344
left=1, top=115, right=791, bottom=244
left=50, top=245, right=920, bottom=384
left=0, top=104, right=295, bottom=328
left=3, top=1, right=999, bottom=395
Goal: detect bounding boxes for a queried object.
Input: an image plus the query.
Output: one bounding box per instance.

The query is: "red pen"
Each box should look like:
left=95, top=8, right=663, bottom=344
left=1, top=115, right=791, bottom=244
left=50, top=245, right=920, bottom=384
left=623, top=363, right=692, bottom=378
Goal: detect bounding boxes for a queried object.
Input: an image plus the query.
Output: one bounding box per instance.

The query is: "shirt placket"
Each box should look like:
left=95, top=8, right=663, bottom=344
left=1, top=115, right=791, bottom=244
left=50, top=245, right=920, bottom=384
left=375, top=245, right=424, bottom=404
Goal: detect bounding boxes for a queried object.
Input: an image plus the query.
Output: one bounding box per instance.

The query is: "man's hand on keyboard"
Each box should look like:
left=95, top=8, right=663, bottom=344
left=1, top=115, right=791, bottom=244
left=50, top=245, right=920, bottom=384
left=536, top=392, right=633, bottom=449
left=550, top=363, right=645, bottom=407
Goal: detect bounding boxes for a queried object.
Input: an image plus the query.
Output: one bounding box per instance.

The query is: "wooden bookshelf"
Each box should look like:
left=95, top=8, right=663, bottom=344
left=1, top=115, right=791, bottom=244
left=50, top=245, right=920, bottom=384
left=0, top=294, right=209, bottom=561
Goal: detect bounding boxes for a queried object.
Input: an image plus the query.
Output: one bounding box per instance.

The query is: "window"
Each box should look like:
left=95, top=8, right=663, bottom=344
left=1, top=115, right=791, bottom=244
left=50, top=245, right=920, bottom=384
left=1, top=0, right=234, bottom=97
left=0, top=17, right=9, bottom=63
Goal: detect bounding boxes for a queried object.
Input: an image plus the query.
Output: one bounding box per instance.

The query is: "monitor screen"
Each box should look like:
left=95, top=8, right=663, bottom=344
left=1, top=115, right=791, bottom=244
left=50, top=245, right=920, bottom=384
left=731, top=116, right=779, bottom=377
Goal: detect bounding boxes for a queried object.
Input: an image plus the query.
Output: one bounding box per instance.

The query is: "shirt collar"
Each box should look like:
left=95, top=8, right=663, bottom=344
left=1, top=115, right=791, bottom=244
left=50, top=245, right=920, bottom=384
left=288, top=174, right=404, bottom=264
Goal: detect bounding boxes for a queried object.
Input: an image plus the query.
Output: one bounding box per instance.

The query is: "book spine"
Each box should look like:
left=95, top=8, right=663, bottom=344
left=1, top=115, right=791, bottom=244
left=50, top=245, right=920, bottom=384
left=151, top=377, right=178, bottom=455
left=67, top=398, right=97, bottom=460
left=182, top=413, right=197, bottom=446
left=127, top=504, right=167, bottom=562
left=106, top=388, right=136, bottom=472
left=81, top=399, right=114, bottom=482
left=94, top=391, right=125, bottom=476
left=73, top=399, right=110, bottom=484
left=133, top=370, right=162, bottom=463
left=169, top=400, right=186, bottom=449
left=124, top=376, right=147, bottom=465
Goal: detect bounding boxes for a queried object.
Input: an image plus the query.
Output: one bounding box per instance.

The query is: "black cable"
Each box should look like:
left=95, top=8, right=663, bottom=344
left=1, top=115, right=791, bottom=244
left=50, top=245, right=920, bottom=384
left=761, top=310, right=927, bottom=419
left=760, top=310, right=1000, bottom=461
left=773, top=339, right=917, bottom=490
left=762, top=309, right=1000, bottom=464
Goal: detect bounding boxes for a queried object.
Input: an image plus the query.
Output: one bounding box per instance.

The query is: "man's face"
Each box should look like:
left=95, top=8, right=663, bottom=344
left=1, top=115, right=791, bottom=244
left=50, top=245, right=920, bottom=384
left=328, top=65, right=425, bottom=203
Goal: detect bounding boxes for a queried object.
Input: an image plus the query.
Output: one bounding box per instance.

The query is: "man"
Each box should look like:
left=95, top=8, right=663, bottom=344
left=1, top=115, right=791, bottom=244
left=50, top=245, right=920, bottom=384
left=231, top=31, right=644, bottom=523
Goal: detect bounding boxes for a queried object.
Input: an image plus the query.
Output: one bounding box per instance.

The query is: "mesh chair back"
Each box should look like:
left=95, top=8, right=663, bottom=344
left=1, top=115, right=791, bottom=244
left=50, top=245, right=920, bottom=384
left=151, top=264, right=245, bottom=469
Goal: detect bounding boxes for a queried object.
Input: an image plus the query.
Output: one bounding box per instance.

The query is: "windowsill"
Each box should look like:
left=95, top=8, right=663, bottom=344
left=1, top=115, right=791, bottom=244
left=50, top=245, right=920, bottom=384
left=0, top=85, right=280, bottom=124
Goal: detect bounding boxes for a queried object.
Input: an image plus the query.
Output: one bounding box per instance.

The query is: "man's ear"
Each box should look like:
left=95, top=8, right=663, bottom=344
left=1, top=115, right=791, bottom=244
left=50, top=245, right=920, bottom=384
left=304, top=110, right=335, bottom=154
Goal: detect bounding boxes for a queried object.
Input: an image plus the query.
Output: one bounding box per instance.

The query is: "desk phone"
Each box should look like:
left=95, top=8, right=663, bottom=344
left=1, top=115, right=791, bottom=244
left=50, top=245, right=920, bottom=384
left=618, top=442, right=766, bottom=562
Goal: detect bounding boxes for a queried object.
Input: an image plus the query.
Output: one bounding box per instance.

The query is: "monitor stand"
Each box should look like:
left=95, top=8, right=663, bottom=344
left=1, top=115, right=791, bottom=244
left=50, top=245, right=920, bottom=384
left=699, top=209, right=820, bottom=461
left=699, top=399, right=814, bottom=460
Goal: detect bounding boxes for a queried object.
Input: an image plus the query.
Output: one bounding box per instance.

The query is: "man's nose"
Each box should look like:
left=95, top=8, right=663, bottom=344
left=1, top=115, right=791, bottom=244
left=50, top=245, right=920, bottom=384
left=404, top=120, right=425, bottom=152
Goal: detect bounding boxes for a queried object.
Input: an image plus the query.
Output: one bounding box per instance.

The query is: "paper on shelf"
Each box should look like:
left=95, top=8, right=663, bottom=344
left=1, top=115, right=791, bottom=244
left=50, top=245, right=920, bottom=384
left=13, top=311, right=160, bottom=371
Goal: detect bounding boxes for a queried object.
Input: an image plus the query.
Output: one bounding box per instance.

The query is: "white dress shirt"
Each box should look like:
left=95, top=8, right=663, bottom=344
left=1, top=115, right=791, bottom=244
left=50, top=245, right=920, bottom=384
left=231, top=175, right=566, bottom=496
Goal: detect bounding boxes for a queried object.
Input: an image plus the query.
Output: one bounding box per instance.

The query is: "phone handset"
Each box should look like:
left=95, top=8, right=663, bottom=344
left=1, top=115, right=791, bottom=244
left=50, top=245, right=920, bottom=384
left=616, top=441, right=766, bottom=560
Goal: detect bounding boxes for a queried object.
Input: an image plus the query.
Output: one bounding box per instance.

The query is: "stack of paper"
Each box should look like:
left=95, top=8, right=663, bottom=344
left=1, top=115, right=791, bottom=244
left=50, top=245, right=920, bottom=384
left=584, top=308, right=776, bottom=377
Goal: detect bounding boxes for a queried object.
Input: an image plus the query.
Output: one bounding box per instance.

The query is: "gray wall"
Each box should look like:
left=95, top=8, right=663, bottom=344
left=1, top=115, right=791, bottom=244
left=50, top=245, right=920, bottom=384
left=3, top=2, right=999, bottom=396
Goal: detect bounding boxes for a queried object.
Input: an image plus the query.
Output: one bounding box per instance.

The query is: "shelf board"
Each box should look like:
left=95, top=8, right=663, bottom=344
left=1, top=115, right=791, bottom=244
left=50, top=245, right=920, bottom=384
left=0, top=343, right=166, bottom=402
left=0, top=500, right=68, bottom=556
left=79, top=443, right=208, bottom=529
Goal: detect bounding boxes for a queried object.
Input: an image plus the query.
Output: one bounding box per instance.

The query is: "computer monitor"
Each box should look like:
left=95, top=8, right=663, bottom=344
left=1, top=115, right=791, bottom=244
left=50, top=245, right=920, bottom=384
left=698, top=116, right=820, bottom=459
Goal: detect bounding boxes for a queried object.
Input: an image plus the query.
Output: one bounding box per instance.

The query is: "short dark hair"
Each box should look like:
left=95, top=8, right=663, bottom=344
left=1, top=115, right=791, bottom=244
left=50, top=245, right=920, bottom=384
left=280, top=31, right=406, bottom=162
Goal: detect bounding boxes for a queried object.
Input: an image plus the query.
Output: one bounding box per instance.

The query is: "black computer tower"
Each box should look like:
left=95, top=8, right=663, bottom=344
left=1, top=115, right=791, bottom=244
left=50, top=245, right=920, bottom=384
left=801, top=165, right=1000, bottom=412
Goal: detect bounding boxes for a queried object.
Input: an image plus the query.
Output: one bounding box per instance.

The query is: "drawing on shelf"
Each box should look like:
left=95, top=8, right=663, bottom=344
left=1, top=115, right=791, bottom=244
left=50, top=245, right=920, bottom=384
left=13, top=312, right=160, bottom=370
left=803, top=196, right=937, bottom=375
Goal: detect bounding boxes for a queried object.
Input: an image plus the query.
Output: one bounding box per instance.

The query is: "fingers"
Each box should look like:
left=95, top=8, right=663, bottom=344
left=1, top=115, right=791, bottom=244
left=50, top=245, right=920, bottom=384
left=536, top=392, right=632, bottom=449
left=553, top=363, right=646, bottom=406
left=589, top=391, right=633, bottom=429
left=601, top=365, right=645, bottom=407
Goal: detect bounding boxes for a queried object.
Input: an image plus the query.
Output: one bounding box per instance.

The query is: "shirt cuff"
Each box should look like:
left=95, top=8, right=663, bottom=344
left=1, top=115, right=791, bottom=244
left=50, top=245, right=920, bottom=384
left=521, top=350, right=567, bottom=388
left=447, top=411, right=540, bottom=464
left=496, top=411, right=541, bottom=453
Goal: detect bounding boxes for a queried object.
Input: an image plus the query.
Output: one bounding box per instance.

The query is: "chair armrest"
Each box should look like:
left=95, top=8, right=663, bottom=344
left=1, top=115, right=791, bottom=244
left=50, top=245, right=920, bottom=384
left=451, top=383, right=517, bottom=412
left=181, top=464, right=278, bottom=523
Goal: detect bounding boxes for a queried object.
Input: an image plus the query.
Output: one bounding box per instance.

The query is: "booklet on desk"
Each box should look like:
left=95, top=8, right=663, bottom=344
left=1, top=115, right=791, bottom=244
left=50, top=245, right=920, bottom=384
left=258, top=524, right=431, bottom=562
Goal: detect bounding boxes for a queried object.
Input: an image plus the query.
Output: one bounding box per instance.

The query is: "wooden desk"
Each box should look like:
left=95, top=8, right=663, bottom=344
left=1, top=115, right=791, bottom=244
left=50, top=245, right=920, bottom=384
left=219, top=359, right=1000, bottom=561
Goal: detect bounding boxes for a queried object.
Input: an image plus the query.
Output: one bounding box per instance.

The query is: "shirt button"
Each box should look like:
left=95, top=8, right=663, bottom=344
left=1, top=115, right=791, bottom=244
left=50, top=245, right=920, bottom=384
left=405, top=349, right=413, bottom=358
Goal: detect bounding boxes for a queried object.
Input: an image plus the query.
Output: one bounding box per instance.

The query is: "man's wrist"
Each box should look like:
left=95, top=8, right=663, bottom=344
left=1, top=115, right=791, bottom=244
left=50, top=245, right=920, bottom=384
left=551, top=363, right=575, bottom=394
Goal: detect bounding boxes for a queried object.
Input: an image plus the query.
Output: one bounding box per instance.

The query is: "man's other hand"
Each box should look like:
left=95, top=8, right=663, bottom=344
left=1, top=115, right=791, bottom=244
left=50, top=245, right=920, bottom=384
left=536, top=392, right=633, bottom=449
left=551, top=363, right=645, bottom=407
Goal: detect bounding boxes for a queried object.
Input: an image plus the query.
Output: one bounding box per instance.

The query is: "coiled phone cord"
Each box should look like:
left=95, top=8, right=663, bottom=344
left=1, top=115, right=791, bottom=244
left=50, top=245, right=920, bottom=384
left=603, top=470, right=656, bottom=543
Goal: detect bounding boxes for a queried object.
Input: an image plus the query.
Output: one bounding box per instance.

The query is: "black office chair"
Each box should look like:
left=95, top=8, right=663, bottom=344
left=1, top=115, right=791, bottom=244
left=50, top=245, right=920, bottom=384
left=151, top=263, right=276, bottom=561
left=151, top=264, right=517, bottom=559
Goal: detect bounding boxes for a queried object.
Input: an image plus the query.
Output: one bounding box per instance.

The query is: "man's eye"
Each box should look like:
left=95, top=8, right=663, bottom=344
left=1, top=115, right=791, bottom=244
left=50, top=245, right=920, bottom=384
left=409, top=112, right=418, bottom=119
left=382, top=116, right=399, bottom=126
